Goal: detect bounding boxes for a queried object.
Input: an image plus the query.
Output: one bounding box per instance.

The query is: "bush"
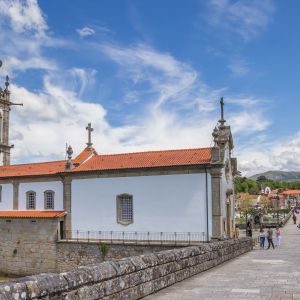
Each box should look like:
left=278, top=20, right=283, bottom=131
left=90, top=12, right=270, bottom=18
left=99, top=243, right=108, bottom=257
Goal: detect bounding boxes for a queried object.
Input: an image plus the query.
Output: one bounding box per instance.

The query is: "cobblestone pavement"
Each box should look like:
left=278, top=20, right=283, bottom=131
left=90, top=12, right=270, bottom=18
left=145, top=218, right=300, bottom=300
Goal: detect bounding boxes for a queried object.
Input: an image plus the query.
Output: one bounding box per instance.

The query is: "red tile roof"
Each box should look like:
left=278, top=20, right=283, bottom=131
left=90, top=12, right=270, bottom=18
left=0, top=147, right=212, bottom=178
left=0, top=160, right=66, bottom=178
left=280, top=190, right=300, bottom=195
left=73, top=147, right=96, bottom=166
left=74, top=147, right=212, bottom=172
left=0, top=211, right=66, bottom=218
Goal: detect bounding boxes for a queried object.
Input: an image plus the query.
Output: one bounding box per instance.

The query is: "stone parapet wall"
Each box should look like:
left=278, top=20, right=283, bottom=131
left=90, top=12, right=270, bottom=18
left=56, top=242, right=178, bottom=273
left=0, top=238, right=252, bottom=299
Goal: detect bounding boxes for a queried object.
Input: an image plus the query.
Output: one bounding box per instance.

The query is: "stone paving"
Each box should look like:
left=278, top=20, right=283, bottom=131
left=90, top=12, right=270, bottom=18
left=145, top=217, right=300, bottom=300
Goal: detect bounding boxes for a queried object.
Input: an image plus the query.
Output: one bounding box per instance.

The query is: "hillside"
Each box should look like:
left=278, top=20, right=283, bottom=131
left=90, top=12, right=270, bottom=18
left=249, top=171, right=300, bottom=182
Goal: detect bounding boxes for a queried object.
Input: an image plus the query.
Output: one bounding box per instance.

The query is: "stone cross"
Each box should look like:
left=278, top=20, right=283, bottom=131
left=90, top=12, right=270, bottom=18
left=220, top=97, right=224, bottom=121
left=86, top=123, right=94, bottom=148
left=219, top=97, right=226, bottom=126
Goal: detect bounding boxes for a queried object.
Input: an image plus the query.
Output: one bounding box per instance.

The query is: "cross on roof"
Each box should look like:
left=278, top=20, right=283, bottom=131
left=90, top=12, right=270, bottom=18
left=219, top=97, right=226, bottom=126
left=86, top=123, right=94, bottom=148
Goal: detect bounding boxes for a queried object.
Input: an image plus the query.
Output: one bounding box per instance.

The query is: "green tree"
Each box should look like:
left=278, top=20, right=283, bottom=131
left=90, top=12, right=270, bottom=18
left=256, top=175, right=268, bottom=182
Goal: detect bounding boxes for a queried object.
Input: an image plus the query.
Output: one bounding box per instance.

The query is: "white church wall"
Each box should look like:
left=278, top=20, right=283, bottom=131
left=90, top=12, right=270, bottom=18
left=19, top=181, right=63, bottom=210
left=0, top=183, right=13, bottom=210
left=72, top=173, right=212, bottom=238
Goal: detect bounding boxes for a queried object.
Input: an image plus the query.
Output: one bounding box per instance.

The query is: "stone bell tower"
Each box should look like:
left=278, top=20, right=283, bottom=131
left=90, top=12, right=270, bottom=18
left=0, top=61, right=23, bottom=165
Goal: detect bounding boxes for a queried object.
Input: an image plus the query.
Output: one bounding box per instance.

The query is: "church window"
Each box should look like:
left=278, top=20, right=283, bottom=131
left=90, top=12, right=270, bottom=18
left=26, top=191, right=36, bottom=210
left=44, top=190, right=55, bottom=209
left=117, top=194, right=133, bottom=225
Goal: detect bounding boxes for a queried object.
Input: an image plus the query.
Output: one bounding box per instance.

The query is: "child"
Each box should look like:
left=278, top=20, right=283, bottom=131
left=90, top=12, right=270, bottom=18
left=275, top=227, right=281, bottom=247
left=259, top=228, right=266, bottom=249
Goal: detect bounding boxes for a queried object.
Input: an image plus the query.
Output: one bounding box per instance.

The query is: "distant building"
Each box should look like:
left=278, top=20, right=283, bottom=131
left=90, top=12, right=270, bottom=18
left=279, top=190, right=300, bottom=207
left=268, top=193, right=285, bottom=209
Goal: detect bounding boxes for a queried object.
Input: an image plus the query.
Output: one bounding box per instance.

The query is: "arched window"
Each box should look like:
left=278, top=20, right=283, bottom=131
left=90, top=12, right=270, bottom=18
left=44, top=190, right=55, bottom=209
left=116, top=194, right=133, bottom=225
left=26, top=191, right=36, bottom=210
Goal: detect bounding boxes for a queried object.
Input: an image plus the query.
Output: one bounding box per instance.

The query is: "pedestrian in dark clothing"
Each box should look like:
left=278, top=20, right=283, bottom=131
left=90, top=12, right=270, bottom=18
left=293, top=214, right=297, bottom=224
left=267, top=227, right=275, bottom=249
left=246, top=221, right=252, bottom=237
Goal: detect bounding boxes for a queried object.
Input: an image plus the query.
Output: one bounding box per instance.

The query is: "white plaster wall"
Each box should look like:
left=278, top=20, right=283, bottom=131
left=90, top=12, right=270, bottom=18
left=19, top=181, right=63, bottom=210
left=0, top=183, right=13, bottom=210
left=72, top=173, right=212, bottom=238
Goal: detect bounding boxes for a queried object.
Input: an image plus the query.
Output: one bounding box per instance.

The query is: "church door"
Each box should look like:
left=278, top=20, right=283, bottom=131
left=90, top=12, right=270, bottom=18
left=60, top=221, right=64, bottom=240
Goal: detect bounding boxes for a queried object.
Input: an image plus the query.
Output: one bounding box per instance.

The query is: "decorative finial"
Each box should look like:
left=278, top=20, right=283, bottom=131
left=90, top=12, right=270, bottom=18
left=86, top=122, right=94, bottom=148
left=219, top=97, right=226, bottom=126
left=65, top=145, right=73, bottom=170
left=67, top=145, right=73, bottom=160
left=212, top=126, right=219, bottom=146
left=4, top=75, right=9, bottom=93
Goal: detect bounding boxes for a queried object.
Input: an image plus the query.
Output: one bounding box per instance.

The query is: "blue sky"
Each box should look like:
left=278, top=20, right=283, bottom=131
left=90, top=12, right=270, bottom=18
left=0, top=0, right=299, bottom=176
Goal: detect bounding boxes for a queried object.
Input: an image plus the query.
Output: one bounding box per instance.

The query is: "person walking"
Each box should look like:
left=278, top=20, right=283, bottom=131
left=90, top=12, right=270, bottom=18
left=293, top=214, right=297, bottom=224
left=275, top=227, right=281, bottom=247
left=267, top=227, right=275, bottom=249
left=259, top=228, right=266, bottom=250
left=246, top=221, right=253, bottom=237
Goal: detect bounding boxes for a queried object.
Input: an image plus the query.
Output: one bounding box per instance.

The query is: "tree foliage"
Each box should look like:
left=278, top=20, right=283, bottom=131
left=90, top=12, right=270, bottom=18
left=234, top=176, right=300, bottom=195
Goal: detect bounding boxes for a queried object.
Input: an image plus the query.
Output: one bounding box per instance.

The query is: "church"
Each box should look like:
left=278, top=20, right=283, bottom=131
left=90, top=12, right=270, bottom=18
left=0, top=75, right=237, bottom=242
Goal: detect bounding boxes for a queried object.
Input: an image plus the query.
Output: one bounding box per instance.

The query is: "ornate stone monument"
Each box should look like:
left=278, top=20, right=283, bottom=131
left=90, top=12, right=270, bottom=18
left=0, top=61, right=23, bottom=165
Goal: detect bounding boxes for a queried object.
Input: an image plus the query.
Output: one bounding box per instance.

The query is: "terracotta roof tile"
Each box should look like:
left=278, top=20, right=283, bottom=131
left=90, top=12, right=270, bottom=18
left=0, top=147, right=212, bottom=178
left=0, top=211, right=66, bottom=218
left=280, top=190, right=300, bottom=195
left=0, top=160, right=66, bottom=178
left=74, top=147, right=212, bottom=172
left=73, top=147, right=96, bottom=166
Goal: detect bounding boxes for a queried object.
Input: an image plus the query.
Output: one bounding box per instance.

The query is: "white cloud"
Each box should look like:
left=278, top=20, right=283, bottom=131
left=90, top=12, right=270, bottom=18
left=0, top=56, right=57, bottom=76
left=76, top=26, right=95, bottom=37
left=207, top=0, right=275, bottom=41
left=0, top=0, right=68, bottom=77
left=238, top=132, right=300, bottom=176
left=10, top=78, right=109, bottom=162
left=228, top=58, right=251, bottom=77
left=229, top=110, right=270, bottom=134
left=69, top=68, right=97, bottom=96
left=0, top=0, right=48, bottom=38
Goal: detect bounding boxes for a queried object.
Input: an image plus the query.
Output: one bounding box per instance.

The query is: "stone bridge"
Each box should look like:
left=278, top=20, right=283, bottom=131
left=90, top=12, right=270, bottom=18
left=146, top=217, right=300, bottom=299
left=0, top=218, right=298, bottom=299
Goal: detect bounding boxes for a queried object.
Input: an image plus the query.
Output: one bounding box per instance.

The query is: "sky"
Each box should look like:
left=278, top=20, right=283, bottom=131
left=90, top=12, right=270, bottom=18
left=0, top=0, right=299, bottom=176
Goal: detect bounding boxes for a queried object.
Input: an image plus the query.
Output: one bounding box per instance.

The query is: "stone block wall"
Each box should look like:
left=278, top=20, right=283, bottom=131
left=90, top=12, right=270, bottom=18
left=0, top=218, right=59, bottom=276
left=0, top=238, right=252, bottom=299
left=56, top=242, right=177, bottom=272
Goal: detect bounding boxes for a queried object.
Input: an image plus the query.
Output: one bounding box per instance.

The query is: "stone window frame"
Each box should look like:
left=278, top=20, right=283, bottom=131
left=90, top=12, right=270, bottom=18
left=116, top=193, right=133, bottom=225
left=26, top=191, right=36, bottom=210
left=44, top=190, right=55, bottom=210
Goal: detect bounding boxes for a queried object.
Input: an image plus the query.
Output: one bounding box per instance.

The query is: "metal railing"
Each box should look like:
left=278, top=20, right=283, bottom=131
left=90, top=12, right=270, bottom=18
left=61, top=230, right=207, bottom=245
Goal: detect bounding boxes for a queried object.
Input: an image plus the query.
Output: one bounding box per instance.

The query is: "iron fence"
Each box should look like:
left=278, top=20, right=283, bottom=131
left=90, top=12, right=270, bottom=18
left=61, top=230, right=207, bottom=245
